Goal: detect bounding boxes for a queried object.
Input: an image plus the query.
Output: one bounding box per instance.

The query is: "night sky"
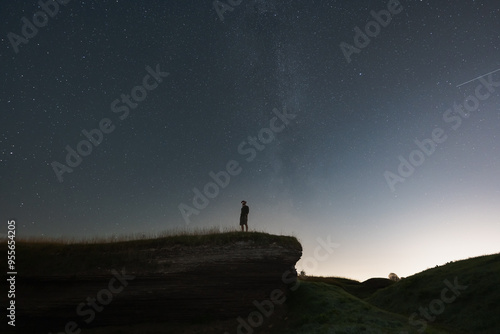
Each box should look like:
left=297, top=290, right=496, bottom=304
left=1, top=0, right=499, bottom=281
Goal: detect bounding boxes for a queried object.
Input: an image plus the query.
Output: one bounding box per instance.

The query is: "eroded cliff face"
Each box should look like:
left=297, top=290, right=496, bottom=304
left=16, top=239, right=302, bottom=333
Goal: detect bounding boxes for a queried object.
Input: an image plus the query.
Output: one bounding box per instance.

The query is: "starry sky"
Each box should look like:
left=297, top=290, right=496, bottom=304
left=1, top=0, right=499, bottom=281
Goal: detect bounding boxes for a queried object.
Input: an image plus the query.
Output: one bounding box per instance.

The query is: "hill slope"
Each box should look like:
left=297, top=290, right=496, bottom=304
left=272, top=281, right=448, bottom=334
left=368, top=252, right=500, bottom=333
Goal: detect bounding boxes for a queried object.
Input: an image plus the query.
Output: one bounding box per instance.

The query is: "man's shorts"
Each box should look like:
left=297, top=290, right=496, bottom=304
left=240, top=215, right=248, bottom=225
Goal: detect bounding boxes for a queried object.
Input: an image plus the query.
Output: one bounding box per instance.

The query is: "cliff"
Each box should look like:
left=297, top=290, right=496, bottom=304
left=12, top=232, right=302, bottom=333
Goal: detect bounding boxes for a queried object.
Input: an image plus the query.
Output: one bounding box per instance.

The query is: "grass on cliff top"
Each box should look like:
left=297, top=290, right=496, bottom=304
left=8, top=228, right=301, bottom=276
left=15, top=227, right=300, bottom=248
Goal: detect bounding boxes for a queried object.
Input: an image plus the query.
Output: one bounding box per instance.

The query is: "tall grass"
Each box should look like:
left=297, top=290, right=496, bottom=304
left=13, top=226, right=290, bottom=245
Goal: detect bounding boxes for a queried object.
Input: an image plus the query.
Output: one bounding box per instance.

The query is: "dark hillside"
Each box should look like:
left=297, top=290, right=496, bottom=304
left=273, top=281, right=448, bottom=334
left=300, top=275, right=395, bottom=299
left=368, top=253, right=500, bottom=333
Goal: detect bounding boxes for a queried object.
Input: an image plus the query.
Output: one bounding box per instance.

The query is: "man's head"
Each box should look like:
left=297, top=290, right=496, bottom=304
left=241, top=200, right=247, bottom=206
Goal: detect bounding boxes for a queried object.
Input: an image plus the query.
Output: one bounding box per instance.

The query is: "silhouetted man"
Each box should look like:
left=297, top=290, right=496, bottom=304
left=240, top=200, right=249, bottom=232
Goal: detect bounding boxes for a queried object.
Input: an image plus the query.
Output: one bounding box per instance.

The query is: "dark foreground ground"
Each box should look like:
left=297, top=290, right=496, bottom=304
left=3, top=233, right=499, bottom=334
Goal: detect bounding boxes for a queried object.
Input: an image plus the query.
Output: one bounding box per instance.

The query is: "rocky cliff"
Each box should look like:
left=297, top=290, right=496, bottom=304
left=13, top=233, right=302, bottom=333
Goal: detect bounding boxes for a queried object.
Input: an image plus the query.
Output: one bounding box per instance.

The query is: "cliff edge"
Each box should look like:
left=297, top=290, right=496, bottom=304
left=13, top=232, right=302, bottom=332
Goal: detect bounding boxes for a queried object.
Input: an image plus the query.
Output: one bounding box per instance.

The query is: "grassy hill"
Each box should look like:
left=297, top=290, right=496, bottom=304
left=367, top=252, right=500, bottom=334
left=265, top=252, right=500, bottom=334
left=272, top=280, right=448, bottom=334
left=298, top=275, right=395, bottom=300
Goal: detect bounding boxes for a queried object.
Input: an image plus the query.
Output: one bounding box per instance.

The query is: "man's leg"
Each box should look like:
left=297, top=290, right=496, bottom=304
left=241, top=224, right=244, bottom=231
left=245, top=223, right=248, bottom=232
